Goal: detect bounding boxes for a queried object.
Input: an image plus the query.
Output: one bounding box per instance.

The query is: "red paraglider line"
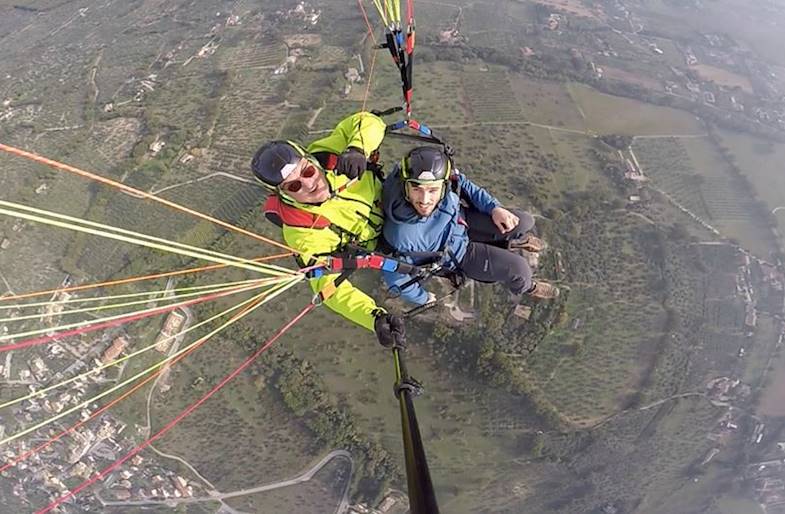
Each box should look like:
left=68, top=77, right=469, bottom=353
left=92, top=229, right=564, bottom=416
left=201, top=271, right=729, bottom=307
left=0, top=252, right=293, bottom=303
left=0, top=290, right=273, bottom=476
left=0, top=283, right=260, bottom=353
left=36, top=303, right=315, bottom=514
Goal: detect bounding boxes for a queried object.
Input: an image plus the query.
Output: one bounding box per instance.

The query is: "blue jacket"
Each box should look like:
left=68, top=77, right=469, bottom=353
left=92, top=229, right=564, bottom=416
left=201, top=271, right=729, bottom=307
left=381, top=166, right=501, bottom=305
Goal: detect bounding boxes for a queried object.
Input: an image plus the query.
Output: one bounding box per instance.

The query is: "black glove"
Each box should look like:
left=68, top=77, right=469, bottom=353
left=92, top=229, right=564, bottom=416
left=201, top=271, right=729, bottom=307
left=336, top=147, right=367, bottom=179
left=373, top=311, right=406, bottom=348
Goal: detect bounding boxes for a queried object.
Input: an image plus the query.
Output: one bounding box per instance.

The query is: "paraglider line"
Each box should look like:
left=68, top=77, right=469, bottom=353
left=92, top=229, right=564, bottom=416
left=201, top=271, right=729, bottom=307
left=0, top=277, right=301, bottom=449
left=0, top=143, right=296, bottom=253
left=0, top=278, right=274, bottom=322
left=0, top=200, right=294, bottom=276
left=35, top=300, right=315, bottom=514
left=0, top=280, right=271, bottom=352
left=0, top=278, right=295, bottom=412
left=0, top=252, right=293, bottom=303
left=0, top=286, right=278, bottom=475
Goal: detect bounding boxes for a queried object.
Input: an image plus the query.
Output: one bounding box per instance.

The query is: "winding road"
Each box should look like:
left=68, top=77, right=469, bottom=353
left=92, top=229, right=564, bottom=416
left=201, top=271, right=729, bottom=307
left=97, top=450, right=353, bottom=513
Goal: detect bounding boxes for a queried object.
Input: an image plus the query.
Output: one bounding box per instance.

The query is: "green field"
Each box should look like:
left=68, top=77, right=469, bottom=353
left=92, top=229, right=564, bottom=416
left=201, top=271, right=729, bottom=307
left=715, top=128, right=785, bottom=253
left=511, top=76, right=588, bottom=131
left=568, top=83, right=705, bottom=136
left=462, top=0, right=535, bottom=52
left=633, top=136, right=778, bottom=259
left=462, top=69, right=524, bottom=123
left=223, top=455, right=350, bottom=513
left=715, top=496, right=766, bottom=514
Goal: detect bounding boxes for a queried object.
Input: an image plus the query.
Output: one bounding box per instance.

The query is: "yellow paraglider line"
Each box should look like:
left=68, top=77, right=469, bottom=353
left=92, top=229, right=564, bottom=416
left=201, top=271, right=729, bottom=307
left=0, top=276, right=296, bottom=412
left=0, top=278, right=279, bottom=323
left=0, top=278, right=269, bottom=311
left=0, top=252, right=294, bottom=304
left=0, top=279, right=274, bottom=344
left=0, top=142, right=296, bottom=253
left=0, top=275, right=302, bottom=448
left=0, top=200, right=296, bottom=276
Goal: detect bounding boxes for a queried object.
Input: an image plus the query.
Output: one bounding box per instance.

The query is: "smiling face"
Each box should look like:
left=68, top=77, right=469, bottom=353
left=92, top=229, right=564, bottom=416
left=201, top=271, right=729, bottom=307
left=405, top=181, right=444, bottom=217
left=278, top=158, right=330, bottom=204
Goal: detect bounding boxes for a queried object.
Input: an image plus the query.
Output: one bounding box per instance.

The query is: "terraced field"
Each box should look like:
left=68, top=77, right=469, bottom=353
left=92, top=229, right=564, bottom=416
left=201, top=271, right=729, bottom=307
left=634, top=138, right=712, bottom=220
left=634, top=137, right=777, bottom=259
left=219, top=37, right=287, bottom=70
left=88, top=118, right=143, bottom=171
left=715, top=128, right=785, bottom=253
left=462, top=70, right=523, bottom=123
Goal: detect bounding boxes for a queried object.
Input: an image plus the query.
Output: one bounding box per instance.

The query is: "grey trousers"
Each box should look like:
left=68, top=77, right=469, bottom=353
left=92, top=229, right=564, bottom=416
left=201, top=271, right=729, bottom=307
left=459, top=208, right=535, bottom=295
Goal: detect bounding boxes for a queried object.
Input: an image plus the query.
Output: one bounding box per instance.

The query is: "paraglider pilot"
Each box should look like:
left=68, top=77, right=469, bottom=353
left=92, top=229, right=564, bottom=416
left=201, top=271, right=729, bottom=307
left=251, top=111, right=404, bottom=348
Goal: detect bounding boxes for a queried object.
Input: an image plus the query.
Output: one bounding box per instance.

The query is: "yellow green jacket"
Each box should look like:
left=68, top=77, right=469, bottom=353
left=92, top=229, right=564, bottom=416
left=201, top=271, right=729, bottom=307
left=280, top=112, right=387, bottom=331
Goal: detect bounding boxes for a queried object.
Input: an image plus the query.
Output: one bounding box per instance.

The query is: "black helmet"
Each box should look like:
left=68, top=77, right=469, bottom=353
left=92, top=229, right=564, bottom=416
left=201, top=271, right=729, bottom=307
left=251, top=140, right=309, bottom=191
left=400, top=146, right=452, bottom=184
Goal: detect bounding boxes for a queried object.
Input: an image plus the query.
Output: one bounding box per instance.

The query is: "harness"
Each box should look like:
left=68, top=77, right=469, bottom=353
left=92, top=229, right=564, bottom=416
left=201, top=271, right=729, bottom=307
left=261, top=189, right=381, bottom=252
left=262, top=155, right=405, bottom=290
left=262, top=158, right=466, bottom=300
left=263, top=195, right=331, bottom=230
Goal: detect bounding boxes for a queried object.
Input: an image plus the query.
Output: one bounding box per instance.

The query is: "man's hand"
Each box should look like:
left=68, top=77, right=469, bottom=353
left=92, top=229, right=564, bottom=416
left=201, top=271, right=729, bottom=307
left=373, top=311, right=406, bottom=348
left=491, top=207, right=519, bottom=234
left=336, top=147, right=367, bottom=179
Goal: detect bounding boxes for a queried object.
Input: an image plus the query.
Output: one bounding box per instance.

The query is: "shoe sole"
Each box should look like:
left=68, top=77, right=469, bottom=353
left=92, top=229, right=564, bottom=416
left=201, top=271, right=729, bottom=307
left=531, top=288, right=559, bottom=300
left=509, top=240, right=548, bottom=253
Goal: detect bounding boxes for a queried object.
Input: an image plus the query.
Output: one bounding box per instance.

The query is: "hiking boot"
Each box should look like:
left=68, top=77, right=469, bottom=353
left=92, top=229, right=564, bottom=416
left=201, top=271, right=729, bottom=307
left=527, top=281, right=560, bottom=300
left=509, top=234, right=546, bottom=253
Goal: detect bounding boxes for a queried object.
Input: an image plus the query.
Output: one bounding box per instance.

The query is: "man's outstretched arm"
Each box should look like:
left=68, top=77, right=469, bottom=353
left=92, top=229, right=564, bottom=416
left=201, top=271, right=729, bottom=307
left=307, top=111, right=387, bottom=157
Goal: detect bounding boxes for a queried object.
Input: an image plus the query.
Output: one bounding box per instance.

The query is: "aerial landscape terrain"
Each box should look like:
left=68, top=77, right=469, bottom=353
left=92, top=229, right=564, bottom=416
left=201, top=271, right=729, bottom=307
left=2, top=0, right=785, bottom=513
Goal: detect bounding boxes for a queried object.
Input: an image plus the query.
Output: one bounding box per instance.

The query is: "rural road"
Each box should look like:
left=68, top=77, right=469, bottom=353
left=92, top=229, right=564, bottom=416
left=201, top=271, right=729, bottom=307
left=97, top=450, right=353, bottom=513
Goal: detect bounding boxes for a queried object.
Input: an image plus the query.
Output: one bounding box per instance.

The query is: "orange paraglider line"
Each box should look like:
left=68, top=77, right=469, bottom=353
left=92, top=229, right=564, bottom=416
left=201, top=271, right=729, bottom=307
left=0, top=252, right=293, bottom=303
left=0, top=143, right=295, bottom=253
left=35, top=301, right=314, bottom=514
left=0, top=289, right=272, bottom=476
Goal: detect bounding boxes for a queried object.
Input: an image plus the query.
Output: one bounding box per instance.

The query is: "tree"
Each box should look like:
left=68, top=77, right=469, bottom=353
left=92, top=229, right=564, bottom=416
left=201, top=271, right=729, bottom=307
left=531, top=433, right=546, bottom=458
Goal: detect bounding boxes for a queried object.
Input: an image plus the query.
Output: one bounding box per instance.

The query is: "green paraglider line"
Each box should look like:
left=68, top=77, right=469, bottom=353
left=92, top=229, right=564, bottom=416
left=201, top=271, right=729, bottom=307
left=0, top=278, right=302, bottom=450
left=35, top=298, right=316, bottom=514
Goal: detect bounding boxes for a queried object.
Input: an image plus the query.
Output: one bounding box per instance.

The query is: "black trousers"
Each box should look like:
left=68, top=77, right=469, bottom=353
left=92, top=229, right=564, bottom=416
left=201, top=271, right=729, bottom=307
left=459, top=208, right=535, bottom=295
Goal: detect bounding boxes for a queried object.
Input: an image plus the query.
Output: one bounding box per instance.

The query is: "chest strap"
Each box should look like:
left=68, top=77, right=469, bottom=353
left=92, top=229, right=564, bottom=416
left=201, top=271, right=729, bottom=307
left=306, top=253, right=421, bottom=279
